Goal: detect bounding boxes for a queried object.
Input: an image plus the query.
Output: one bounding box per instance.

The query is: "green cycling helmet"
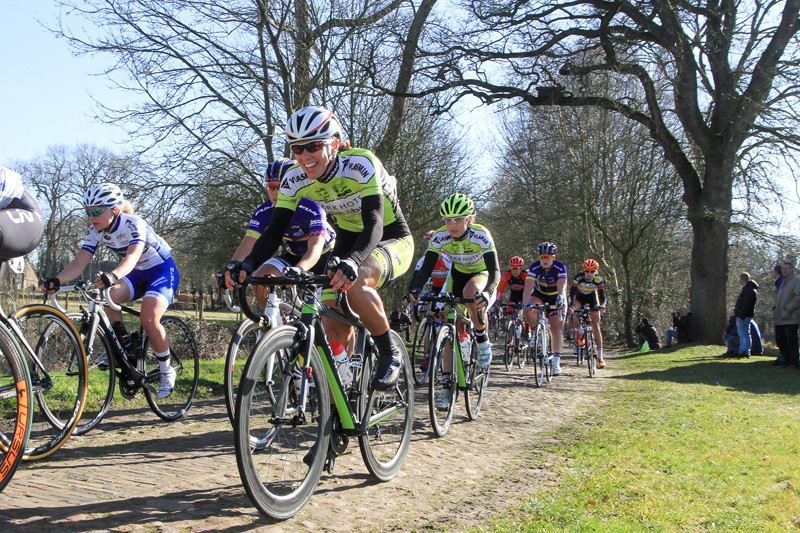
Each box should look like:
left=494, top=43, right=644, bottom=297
left=439, top=193, right=475, bottom=218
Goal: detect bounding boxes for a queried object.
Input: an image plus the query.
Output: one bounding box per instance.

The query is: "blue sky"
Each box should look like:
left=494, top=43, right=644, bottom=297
left=0, top=4, right=127, bottom=167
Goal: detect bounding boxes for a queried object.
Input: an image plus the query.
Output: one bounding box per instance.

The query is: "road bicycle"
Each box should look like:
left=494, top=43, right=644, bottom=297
left=488, top=305, right=502, bottom=341
left=574, top=305, right=598, bottom=377
left=50, top=281, right=199, bottom=434
left=233, top=268, right=414, bottom=519
left=0, top=312, right=32, bottom=492
left=418, top=293, right=489, bottom=438
left=222, top=285, right=299, bottom=426
left=409, top=301, right=443, bottom=386
left=502, top=302, right=528, bottom=371
left=0, top=262, right=87, bottom=461
left=524, top=303, right=560, bottom=388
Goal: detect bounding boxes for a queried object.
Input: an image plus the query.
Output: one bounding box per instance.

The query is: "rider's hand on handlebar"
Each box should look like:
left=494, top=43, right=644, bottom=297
left=284, top=266, right=304, bottom=278
left=41, top=277, right=61, bottom=294
left=95, top=271, right=118, bottom=290
left=474, top=290, right=491, bottom=310
left=225, top=260, right=253, bottom=289
left=327, top=258, right=358, bottom=292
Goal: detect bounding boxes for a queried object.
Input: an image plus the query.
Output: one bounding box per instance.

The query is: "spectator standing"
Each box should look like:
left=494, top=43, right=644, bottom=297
left=774, top=261, right=800, bottom=369
left=733, top=272, right=758, bottom=357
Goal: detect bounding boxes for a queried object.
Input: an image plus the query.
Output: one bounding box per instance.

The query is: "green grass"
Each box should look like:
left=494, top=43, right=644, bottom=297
left=486, top=346, right=800, bottom=532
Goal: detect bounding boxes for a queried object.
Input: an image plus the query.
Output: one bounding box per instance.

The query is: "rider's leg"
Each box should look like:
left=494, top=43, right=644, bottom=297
left=550, top=309, right=565, bottom=375
left=591, top=308, right=605, bottom=367
left=464, top=275, right=493, bottom=368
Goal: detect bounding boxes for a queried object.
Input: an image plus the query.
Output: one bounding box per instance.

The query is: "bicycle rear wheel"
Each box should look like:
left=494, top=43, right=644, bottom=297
left=143, top=316, right=199, bottom=421
left=235, top=326, right=329, bottom=519
left=12, top=305, right=88, bottom=460
left=359, top=330, right=413, bottom=481
left=0, top=323, right=32, bottom=493
left=69, top=314, right=115, bottom=435
left=224, top=319, right=262, bottom=426
left=465, top=340, right=489, bottom=421
left=429, top=325, right=457, bottom=437
left=514, top=324, right=526, bottom=369
left=503, top=321, right=514, bottom=371
left=410, top=318, right=432, bottom=386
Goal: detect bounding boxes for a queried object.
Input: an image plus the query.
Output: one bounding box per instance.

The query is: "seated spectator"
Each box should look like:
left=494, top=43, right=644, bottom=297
left=723, top=315, right=739, bottom=355
left=635, top=318, right=662, bottom=350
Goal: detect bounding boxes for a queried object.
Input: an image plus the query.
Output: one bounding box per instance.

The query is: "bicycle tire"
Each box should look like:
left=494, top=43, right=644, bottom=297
left=465, top=337, right=489, bottom=420
left=69, top=314, right=115, bottom=436
left=143, top=316, right=199, bottom=421
left=503, top=320, right=514, bottom=371
left=224, top=319, right=262, bottom=426
left=544, top=328, right=552, bottom=383
left=586, top=330, right=596, bottom=378
left=428, top=324, right=456, bottom=437
left=533, top=324, right=546, bottom=388
left=234, top=325, right=329, bottom=519
left=12, top=305, right=88, bottom=460
left=359, top=330, right=413, bottom=481
left=410, top=318, right=432, bottom=386
left=514, top=323, right=525, bottom=369
left=0, top=323, right=32, bottom=493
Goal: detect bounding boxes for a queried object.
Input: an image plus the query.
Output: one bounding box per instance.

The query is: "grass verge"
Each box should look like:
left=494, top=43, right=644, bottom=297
left=487, top=345, right=800, bottom=532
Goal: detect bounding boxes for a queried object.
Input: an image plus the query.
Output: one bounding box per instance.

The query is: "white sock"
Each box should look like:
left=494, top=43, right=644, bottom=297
left=156, top=349, right=171, bottom=372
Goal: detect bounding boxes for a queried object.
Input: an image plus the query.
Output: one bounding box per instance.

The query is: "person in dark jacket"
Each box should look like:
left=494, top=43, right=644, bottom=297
left=635, top=318, right=662, bottom=349
left=733, top=272, right=758, bottom=357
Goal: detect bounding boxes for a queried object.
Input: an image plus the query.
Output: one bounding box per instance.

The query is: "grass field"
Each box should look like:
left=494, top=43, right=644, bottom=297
left=487, top=345, right=800, bottom=532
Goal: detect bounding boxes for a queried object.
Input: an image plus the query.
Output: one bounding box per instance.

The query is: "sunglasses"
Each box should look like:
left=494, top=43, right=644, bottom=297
left=85, top=207, right=107, bottom=217
left=443, top=216, right=467, bottom=225
left=290, top=139, right=333, bottom=155
left=539, top=254, right=554, bottom=260
left=584, top=270, right=596, bottom=274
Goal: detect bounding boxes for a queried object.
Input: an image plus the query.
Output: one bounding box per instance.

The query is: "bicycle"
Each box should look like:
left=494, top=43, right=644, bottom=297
left=502, top=302, right=528, bottom=371
left=418, top=293, right=489, bottom=438
left=0, top=264, right=88, bottom=461
left=233, top=268, right=414, bottom=519
left=0, top=312, right=32, bottom=492
left=50, top=281, right=199, bottom=434
left=574, top=305, right=598, bottom=377
left=222, top=285, right=299, bottom=426
left=524, top=303, right=560, bottom=388
left=409, top=301, right=443, bottom=386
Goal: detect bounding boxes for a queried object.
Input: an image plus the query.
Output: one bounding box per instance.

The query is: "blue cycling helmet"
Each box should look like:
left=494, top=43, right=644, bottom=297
left=265, top=158, right=296, bottom=184
left=537, top=242, right=558, bottom=255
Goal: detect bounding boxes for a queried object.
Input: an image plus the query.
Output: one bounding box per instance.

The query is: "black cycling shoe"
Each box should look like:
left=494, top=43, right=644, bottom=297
left=371, top=350, right=402, bottom=391
left=303, top=441, right=318, bottom=467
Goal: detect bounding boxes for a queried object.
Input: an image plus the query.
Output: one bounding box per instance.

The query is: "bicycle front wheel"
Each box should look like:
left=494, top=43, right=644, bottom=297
left=429, top=325, right=457, bottom=437
left=0, top=323, right=32, bottom=493
left=410, top=318, right=432, bottom=386
left=224, top=319, right=262, bottom=426
left=234, top=326, right=329, bottom=519
left=533, top=324, right=546, bottom=388
left=143, top=316, right=199, bottom=420
left=503, top=321, right=514, bottom=371
left=586, top=331, right=597, bottom=378
left=69, top=314, right=115, bottom=436
left=465, top=342, right=489, bottom=420
left=12, top=305, right=88, bottom=460
left=359, top=330, right=413, bottom=481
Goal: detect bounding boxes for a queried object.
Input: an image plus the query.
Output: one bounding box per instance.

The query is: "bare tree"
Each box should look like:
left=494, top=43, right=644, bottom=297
left=397, top=0, right=800, bottom=342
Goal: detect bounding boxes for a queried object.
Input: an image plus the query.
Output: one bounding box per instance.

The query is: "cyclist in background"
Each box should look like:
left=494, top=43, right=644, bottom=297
left=224, top=158, right=336, bottom=326
left=412, top=229, right=452, bottom=297
left=523, top=242, right=569, bottom=376
left=43, top=184, right=179, bottom=398
left=569, top=258, right=607, bottom=368
left=228, top=106, right=414, bottom=391
left=0, top=166, right=44, bottom=263
left=408, top=193, right=500, bottom=409
left=497, top=255, right=528, bottom=318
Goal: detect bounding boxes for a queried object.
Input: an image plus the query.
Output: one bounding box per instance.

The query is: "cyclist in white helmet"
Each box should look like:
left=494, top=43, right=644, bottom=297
left=228, top=106, right=414, bottom=390
left=43, top=183, right=180, bottom=398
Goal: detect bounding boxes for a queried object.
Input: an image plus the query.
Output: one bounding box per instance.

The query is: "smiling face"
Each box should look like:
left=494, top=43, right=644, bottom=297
left=86, top=206, right=116, bottom=230
left=290, top=138, right=339, bottom=180
left=443, top=215, right=471, bottom=237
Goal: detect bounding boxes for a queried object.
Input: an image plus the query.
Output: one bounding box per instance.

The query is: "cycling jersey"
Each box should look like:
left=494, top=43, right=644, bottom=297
left=413, top=252, right=452, bottom=289
left=527, top=260, right=568, bottom=296
left=569, top=272, right=607, bottom=306
left=81, top=213, right=172, bottom=270
left=248, top=147, right=410, bottom=269
left=497, top=270, right=528, bottom=303
left=245, top=197, right=335, bottom=257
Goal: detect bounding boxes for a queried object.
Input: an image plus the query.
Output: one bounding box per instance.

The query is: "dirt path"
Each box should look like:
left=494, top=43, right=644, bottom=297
left=0, top=344, right=614, bottom=532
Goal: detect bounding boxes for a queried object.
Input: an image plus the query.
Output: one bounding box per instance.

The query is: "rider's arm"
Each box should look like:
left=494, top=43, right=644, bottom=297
left=496, top=271, right=510, bottom=298
left=569, top=277, right=578, bottom=302
left=523, top=274, right=537, bottom=302
left=556, top=277, right=568, bottom=302
left=229, top=236, right=257, bottom=262
left=410, top=250, right=440, bottom=293
left=483, top=250, right=501, bottom=296
left=295, top=233, right=327, bottom=272
left=111, top=243, right=145, bottom=280
left=343, top=193, right=383, bottom=267
left=55, top=249, right=94, bottom=283
left=244, top=207, right=293, bottom=269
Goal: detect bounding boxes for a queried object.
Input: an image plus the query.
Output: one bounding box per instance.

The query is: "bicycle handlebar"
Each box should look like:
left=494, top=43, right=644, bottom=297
left=50, top=280, right=122, bottom=312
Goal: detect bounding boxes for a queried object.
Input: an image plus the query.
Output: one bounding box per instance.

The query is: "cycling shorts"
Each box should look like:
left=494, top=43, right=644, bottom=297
left=122, top=257, right=180, bottom=305
left=531, top=289, right=562, bottom=317
left=572, top=292, right=601, bottom=309
left=264, top=250, right=331, bottom=275
left=445, top=269, right=497, bottom=312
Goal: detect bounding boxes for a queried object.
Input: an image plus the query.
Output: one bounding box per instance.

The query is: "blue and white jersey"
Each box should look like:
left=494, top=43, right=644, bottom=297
left=0, top=167, right=26, bottom=209
left=81, top=213, right=172, bottom=270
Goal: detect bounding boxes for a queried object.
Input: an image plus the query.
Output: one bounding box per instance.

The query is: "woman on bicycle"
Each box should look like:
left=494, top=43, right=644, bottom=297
left=408, top=193, right=500, bottom=408
left=0, top=166, right=44, bottom=263
left=224, top=158, right=336, bottom=326
left=43, top=183, right=180, bottom=398
left=523, top=242, right=569, bottom=375
left=497, top=255, right=528, bottom=318
left=569, top=258, right=607, bottom=368
left=229, top=106, right=414, bottom=391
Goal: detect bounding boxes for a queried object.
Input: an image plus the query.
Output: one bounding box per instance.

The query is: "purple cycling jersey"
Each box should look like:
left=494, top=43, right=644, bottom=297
left=246, top=197, right=335, bottom=257
left=527, top=260, right=568, bottom=296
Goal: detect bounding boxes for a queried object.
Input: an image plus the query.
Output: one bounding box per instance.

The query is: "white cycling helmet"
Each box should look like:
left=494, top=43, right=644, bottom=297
left=84, top=183, right=124, bottom=207
left=285, top=106, right=343, bottom=144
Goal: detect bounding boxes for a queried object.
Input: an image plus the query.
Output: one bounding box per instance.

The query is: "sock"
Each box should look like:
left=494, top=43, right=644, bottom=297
left=373, top=331, right=397, bottom=357
left=156, top=349, right=171, bottom=372
left=474, top=328, right=487, bottom=344
left=598, top=347, right=604, bottom=358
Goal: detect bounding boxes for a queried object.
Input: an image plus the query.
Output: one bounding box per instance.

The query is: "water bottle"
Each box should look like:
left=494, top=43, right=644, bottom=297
left=331, top=341, right=354, bottom=386
left=459, top=332, right=472, bottom=364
